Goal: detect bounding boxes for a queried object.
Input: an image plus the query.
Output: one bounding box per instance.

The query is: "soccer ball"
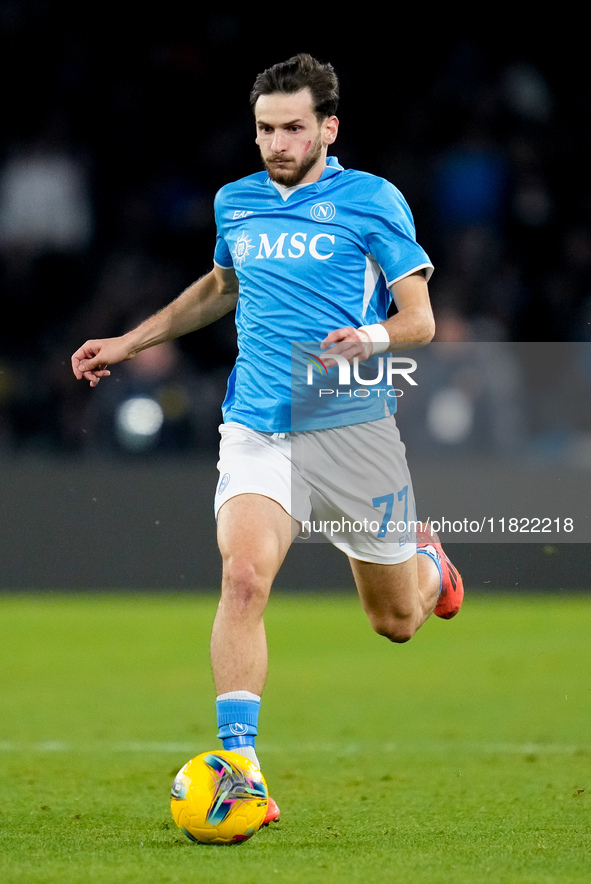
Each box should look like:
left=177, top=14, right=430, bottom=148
left=170, top=750, right=269, bottom=845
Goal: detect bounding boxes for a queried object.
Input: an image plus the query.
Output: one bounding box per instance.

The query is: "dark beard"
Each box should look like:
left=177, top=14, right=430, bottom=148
left=263, top=138, right=323, bottom=187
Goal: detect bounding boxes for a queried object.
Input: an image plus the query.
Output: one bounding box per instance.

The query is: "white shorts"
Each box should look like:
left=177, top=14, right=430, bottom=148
left=214, top=417, right=417, bottom=565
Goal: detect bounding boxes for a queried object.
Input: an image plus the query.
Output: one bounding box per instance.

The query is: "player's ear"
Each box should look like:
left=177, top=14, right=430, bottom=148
left=322, top=115, right=339, bottom=146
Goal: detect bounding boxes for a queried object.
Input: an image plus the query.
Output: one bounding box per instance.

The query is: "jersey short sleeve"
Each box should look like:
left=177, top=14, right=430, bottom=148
left=213, top=193, right=234, bottom=268
left=359, top=178, right=433, bottom=287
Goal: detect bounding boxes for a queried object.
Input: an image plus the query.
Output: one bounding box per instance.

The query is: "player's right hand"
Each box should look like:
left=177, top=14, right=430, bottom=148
left=71, top=337, right=134, bottom=387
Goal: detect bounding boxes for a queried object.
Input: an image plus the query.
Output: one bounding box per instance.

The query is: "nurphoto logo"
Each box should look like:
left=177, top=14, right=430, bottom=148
left=304, top=353, right=418, bottom=398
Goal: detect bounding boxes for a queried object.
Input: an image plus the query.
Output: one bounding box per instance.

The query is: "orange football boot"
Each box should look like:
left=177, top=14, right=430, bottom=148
left=416, top=522, right=464, bottom=619
left=262, top=796, right=281, bottom=826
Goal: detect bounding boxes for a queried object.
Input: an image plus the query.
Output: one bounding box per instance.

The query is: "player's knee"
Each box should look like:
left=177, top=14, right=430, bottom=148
left=370, top=613, right=417, bottom=644
left=221, top=557, right=270, bottom=612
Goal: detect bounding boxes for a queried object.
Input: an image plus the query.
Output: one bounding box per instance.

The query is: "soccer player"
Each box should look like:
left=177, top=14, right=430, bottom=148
left=71, top=54, right=463, bottom=824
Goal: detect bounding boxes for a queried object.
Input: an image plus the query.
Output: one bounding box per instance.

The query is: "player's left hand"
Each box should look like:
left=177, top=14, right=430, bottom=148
left=320, top=326, right=373, bottom=365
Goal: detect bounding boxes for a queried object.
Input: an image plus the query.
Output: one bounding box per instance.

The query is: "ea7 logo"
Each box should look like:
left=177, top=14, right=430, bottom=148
left=255, top=232, right=335, bottom=261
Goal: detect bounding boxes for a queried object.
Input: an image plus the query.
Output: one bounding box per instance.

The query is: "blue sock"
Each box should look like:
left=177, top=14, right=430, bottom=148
left=216, top=691, right=261, bottom=760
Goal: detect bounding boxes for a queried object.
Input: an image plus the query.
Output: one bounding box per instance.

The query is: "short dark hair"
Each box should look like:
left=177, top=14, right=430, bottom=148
left=250, top=53, right=339, bottom=122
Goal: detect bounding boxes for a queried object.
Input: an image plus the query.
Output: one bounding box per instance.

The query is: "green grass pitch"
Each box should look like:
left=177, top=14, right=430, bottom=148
left=0, top=590, right=589, bottom=883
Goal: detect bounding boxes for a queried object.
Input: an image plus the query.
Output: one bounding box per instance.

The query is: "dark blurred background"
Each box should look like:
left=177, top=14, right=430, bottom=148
left=0, top=7, right=589, bottom=588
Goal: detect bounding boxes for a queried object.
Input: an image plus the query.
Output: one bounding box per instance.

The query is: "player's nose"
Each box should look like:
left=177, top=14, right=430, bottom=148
left=271, top=130, right=288, bottom=151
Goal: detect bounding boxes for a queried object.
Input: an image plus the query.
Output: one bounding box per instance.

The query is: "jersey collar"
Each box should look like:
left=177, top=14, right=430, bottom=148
left=321, top=155, right=344, bottom=177
left=266, top=156, right=344, bottom=197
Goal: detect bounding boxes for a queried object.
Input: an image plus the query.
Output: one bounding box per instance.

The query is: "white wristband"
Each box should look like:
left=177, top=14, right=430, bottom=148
left=357, top=323, right=390, bottom=354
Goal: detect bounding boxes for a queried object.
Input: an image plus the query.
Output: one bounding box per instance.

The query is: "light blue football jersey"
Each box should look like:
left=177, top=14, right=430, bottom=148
left=213, top=157, right=433, bottom=432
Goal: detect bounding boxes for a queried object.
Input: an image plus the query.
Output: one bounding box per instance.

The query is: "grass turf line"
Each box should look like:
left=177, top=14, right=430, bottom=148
left=0, top=591, right=589, bottom=883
